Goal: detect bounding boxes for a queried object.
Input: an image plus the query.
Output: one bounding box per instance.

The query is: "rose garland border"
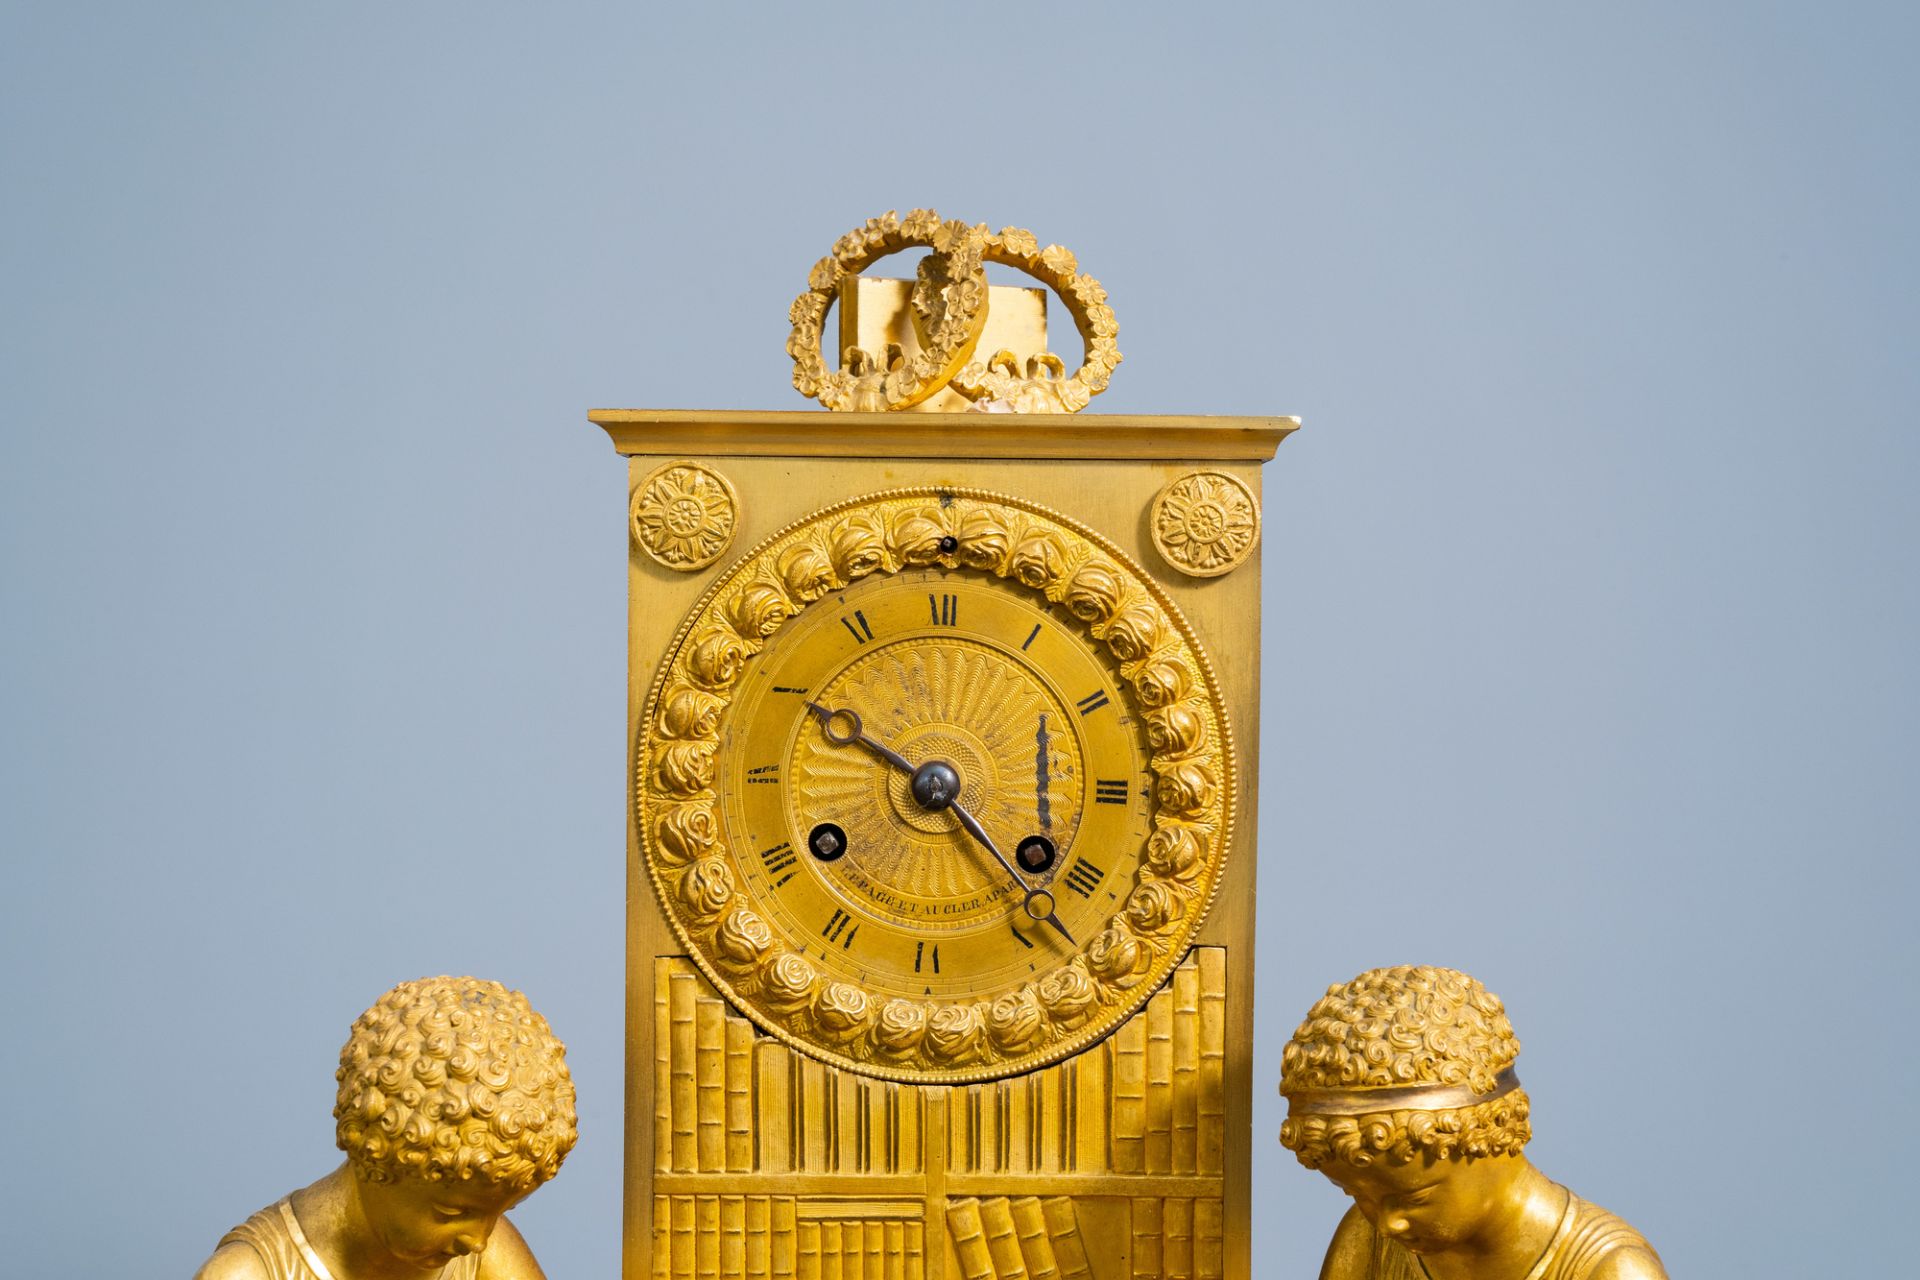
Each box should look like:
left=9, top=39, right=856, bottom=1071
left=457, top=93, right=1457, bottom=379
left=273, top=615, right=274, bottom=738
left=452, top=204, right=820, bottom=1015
left=638, top=488, right=1234, bottom=1083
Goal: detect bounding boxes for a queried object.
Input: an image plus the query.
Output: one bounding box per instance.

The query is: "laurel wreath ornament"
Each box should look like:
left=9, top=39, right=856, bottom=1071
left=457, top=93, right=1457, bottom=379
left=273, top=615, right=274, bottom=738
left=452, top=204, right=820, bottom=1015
left=786, top=210, right=989, bottom=411
left=788, top=211, right=1121, bottom=413
left=946, top=226, right=1122, bottom=414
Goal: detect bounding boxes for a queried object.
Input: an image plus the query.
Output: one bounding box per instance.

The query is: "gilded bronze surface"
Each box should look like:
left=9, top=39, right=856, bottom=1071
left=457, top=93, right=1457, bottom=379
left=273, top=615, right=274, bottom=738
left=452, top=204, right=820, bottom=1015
left=635, top=489, right=1234, bottom=1082
left=1280, top=966, right=1667, bottom=1280
left=649, top=950, right=1229, bottom=1278
left=787, top=210, right=1120, bottom=414
left=945, top=225, right=1121, bottom=414
left=631, top=461, right=741, bottom=571
left=839, top=277, right=1049, bottom=415
left=1149, top=472, right=1261, bottom=579
left=606, top=427, right=1278, bottom=1279
left=590, top=409, right=1297, bottom=460
left=787, top=211, right=990, bottom=412
left=194, top=977, right=578, bottom=1280
left=603, top=231, right=1292, bottom=1278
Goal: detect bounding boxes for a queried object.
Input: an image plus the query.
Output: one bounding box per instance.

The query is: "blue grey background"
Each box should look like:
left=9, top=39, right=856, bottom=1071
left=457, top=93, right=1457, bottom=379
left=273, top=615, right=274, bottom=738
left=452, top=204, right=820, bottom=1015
left=3, top=5, right=1913, bottom=1276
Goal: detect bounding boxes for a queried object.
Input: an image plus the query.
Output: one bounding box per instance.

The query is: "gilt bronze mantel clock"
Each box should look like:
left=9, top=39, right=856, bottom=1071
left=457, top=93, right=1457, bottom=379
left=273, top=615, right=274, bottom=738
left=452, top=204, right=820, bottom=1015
left=593, top=211, right=1297, bottom=1280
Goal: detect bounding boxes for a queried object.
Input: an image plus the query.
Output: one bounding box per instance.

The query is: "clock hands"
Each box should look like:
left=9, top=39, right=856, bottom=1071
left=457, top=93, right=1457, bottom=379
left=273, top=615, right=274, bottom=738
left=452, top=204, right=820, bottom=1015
left=1034, top=713, right=1052, bottom=833
left=804, top=701, right=917, bottom=774
left=804, top=701, right=1077, bottom=946
left=946, top=802, right=1074, bottom=945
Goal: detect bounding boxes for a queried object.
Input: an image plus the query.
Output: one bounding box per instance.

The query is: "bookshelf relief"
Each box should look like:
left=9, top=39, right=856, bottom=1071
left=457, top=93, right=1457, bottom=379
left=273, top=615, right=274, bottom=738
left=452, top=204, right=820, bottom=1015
left=650, top=948, right=1227, bottom=1279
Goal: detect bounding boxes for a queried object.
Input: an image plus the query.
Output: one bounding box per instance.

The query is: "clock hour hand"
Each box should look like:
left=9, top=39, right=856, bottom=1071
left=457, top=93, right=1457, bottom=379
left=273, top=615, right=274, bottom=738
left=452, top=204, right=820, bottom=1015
left=803, top=702, right=915, bottom=775
left=805, top=701, right=1075, bottom=946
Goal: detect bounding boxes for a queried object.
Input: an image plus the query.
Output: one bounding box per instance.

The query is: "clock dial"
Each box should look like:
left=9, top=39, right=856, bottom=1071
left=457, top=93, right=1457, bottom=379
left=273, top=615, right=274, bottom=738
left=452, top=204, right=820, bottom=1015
left=638, top=489, right=1232, bottom=1082
left=724, top=568, right=1146, bottom=1000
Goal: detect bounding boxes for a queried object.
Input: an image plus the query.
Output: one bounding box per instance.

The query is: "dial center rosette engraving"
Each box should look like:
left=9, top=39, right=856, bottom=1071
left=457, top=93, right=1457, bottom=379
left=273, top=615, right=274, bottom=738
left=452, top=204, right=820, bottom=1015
left=883, top=726, right=992, bottom=835
left=791, top=639, right=1085, bottom=929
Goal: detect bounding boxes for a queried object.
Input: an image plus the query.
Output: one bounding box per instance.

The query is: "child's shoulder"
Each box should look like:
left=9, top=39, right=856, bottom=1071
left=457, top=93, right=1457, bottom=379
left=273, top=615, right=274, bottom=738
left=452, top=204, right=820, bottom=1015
left=195, top=1197, right=300, bottom=1280
left=475, top=1215, right=544, bottom=1280
left=1317, top=1205, right=1380, bottom=1280
left=193, top=1239, right=274, bottom=1280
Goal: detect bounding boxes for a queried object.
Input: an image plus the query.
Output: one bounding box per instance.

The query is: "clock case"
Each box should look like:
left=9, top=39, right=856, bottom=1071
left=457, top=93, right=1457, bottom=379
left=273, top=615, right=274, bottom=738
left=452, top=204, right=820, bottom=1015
left=596, top=408, right=1296, bottom=1280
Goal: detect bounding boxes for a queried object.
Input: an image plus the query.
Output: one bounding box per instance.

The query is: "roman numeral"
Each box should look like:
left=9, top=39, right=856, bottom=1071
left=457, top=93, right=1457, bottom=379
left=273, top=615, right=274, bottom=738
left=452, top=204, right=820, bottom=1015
left=1076, top=690, right=1111, bottom=716
left=840, top=611, right=874, bottom=643
left=1094, top=778, right=1128, bottom=805
left=760, top=842, right=796, bottom=887
left=822, top=908, right=852, bottom=944
left=915, top=942, right=940, bottom=974
left=1063, top=858, right=1106, bottom=899
left=929, top=593, right=958, bottom=626
left=1010, top=925, right=1034, bottom=949
left=1022, top=623, right=1042, bottom=651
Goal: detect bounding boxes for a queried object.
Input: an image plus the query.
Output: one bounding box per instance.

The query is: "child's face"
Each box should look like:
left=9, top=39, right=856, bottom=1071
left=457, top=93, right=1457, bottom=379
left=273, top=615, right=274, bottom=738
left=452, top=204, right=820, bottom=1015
left=358, top=1174, right=528, bottom=1271
left=1319, top=1151, right=1520, bottom=1254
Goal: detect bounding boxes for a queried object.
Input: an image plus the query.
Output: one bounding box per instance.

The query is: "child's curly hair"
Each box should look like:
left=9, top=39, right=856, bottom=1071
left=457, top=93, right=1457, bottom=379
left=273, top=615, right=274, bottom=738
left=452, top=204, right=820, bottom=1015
left=1279, top=965, right=1531, bottom=1169
left=334, top=976, right=577, bottom=1192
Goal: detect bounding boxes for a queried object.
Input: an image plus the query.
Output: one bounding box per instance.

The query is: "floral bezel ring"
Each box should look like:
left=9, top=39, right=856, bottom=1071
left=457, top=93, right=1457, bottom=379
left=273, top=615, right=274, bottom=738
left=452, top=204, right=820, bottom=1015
left=947, top=228, right=1123, bottom=414
left=787, top=210, right=990, bottom=411
left=637, top=489, right=1235, bottom=1083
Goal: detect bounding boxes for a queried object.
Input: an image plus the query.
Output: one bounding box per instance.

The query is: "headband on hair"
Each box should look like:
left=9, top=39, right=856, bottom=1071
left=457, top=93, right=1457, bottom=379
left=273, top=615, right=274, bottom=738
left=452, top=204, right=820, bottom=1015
left=1282, top=1066, right=1521, bottom=1117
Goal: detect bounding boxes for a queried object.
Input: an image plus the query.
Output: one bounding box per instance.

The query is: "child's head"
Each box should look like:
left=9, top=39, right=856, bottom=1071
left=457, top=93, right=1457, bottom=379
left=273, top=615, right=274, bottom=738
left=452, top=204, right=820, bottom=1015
left=1280, top=966, right=1533, bottom=1251
left=1279, top=964, right=1531, bottom=1170
left=334, top=976, right=578, bottom=1194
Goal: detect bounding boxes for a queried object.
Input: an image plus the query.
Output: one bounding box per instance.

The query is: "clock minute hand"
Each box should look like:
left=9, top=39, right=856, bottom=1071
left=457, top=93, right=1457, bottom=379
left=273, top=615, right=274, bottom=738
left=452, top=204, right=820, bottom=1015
left=947, top=797, right=1077, bottom=947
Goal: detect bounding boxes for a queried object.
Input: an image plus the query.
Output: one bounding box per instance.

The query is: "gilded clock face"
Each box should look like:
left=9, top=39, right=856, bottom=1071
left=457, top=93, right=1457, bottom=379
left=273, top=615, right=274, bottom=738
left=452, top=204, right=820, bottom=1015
left=638, top=489, right=1232, bottom=1082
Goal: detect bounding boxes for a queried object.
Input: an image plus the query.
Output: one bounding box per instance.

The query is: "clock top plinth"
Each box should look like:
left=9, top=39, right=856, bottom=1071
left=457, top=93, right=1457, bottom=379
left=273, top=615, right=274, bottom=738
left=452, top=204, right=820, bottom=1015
left=590, top=409, right=1299, bottom=462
